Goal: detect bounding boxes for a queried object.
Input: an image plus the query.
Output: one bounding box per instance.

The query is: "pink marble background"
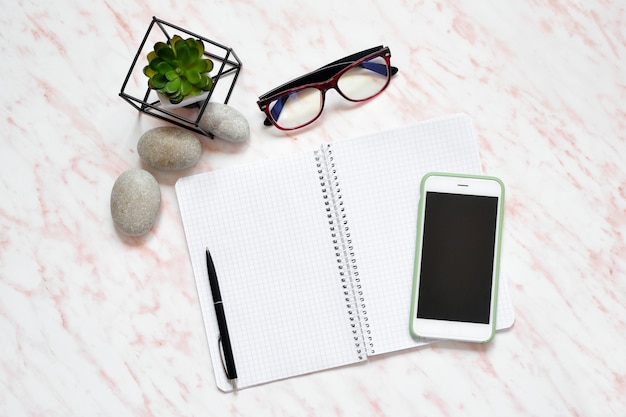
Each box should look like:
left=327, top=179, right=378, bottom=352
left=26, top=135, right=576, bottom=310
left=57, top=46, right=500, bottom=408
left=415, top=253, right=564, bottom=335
left=1, top=0, right=625, bottom=416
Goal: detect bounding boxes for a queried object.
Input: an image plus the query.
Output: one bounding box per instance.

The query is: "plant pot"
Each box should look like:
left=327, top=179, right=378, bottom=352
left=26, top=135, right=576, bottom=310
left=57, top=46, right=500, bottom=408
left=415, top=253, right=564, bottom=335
left=156, top=90, right=211, bottom=110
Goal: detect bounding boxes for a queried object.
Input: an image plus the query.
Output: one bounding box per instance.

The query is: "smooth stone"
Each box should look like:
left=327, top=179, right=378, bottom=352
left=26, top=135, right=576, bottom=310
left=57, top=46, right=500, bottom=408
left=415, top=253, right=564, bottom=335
left=198, top=102, right=249, bottom=143
left=137, top=126, right=202, bottom=171
left=110, top=169, right=161, bottom=236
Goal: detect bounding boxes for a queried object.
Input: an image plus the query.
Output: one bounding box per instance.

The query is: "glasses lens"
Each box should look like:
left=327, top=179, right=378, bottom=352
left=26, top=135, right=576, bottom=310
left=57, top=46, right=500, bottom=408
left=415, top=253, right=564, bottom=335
left=336, top=56, right=390, bottom=101
left=268, top=88, right=323, bottom=129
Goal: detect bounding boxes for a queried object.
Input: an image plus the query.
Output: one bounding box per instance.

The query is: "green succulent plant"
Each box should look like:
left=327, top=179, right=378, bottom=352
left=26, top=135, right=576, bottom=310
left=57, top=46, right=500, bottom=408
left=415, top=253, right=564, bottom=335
left=143, top=35, right=214, bottom=105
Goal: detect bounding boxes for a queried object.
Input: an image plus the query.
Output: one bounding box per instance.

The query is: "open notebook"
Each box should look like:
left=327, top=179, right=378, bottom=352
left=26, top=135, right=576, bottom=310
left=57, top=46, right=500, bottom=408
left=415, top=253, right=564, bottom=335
left=176, top=114, right=515, bottom=391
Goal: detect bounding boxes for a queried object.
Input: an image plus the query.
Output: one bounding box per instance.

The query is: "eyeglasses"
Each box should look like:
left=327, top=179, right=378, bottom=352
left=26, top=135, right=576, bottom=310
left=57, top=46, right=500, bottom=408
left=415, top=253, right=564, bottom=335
left=257, top=46, right=398, bottom=130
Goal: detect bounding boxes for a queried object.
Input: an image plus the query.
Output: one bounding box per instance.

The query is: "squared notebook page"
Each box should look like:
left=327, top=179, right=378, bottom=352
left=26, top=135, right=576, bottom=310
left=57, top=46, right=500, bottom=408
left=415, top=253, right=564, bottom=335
left=175, top=152, right=364, bottom=391
left=330, top=114, right=515, bottom=355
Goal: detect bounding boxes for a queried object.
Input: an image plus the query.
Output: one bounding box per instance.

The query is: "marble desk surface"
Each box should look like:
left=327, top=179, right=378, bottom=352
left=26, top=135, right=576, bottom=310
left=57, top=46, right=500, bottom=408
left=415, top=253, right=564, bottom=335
left=2, top=1, right=625, bottom=416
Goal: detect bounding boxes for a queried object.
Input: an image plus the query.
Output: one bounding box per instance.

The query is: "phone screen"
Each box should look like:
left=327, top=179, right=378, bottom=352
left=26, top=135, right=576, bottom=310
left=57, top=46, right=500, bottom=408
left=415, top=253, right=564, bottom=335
left=416, top=191, right=499, bottom=324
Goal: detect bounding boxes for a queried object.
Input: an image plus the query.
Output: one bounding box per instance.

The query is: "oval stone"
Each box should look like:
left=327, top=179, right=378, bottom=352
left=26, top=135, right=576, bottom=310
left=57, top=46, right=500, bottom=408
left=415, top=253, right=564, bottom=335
left=138, top=126, right=202, bottom=171
left=110, top=169, right=161, bottom=236
left=198, top=102, right=250, bottom=143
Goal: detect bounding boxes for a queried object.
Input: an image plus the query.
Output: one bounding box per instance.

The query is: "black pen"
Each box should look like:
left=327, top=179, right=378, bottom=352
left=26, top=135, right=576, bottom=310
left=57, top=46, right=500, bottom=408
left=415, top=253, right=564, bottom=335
left=205, top=248, right=238, bottom=389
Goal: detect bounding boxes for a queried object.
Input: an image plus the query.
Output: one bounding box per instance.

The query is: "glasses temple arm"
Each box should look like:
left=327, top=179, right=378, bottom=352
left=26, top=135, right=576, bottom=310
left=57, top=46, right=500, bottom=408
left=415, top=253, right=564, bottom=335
left=318, top=45, right=385, bottom=70
left=263, top=95, right=288, bottom=126
left=359, top=61, right=399, bottom=76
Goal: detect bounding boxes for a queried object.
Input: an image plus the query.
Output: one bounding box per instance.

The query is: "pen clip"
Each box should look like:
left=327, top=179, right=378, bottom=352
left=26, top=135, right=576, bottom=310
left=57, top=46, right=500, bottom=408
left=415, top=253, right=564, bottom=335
left=218, top=335, right=234, bottom=380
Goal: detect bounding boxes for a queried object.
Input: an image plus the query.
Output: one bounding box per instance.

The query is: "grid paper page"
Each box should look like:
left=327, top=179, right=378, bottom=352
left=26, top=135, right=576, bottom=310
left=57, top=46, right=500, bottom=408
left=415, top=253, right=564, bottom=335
left=175, top=152, right=364, bottom=391
left=330, top=114, right=515, bottom=355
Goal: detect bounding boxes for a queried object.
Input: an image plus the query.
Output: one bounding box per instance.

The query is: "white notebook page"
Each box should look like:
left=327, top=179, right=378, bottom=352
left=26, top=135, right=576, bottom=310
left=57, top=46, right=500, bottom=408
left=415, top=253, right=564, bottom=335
left=176, top=152, right=364, bottom=391
left=331, top=114, right=515, bottom=355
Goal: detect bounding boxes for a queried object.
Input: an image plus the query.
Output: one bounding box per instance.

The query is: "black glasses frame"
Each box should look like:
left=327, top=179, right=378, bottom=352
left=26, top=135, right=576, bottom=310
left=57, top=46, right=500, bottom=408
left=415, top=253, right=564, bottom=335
left=257, top=45, right=399, bottom=130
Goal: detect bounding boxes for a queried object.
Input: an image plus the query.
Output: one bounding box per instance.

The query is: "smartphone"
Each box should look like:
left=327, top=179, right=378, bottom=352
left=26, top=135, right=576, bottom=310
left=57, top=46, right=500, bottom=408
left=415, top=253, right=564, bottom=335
left=410, top=172, right=505, bottom=343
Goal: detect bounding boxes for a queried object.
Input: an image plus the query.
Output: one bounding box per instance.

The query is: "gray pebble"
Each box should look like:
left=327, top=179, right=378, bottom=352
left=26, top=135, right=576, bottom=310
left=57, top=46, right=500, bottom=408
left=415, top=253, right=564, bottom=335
left=138, top=126, right=202, bottom=171
left=198, top=102, right=249, bottom=143
left=110, top=169, right=161, bottom=236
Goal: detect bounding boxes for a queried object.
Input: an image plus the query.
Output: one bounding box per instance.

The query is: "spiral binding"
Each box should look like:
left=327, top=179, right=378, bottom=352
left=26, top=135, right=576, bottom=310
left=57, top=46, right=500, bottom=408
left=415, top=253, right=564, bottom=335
left=315, top=144, right=373, bottom=359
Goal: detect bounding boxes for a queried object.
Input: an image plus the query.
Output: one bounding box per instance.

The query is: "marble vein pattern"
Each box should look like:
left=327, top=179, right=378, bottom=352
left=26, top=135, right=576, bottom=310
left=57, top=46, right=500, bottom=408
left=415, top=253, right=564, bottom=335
left=1, top=0, right=625, bottom=416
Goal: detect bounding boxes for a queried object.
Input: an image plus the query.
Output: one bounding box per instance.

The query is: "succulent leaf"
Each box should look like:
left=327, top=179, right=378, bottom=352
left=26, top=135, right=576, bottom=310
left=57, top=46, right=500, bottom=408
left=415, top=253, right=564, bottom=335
left=165, top=70, right=179, bottom=81
left=176, top=43, right=192, bottom=66
left=171, top=35, right=184, bottom=48
left=156, top=61, right=174, bottom=74
left=206, top=58, right=213, bottom=73
left=156, top=45, right=175, bottom=61
left=189, top=59, right=208, bottom=73
left=195, top=39, right=205, bottom=56
left=143, top=65, right=158, bottom=78
left=148, top=57, right=164, bottom=71
left=190, top=86, right=202, bottom=96
left=154, top=42, right=169, bottom=52
left=164, top=77, right=182, bottom=94
left=147, top=51, right=158, bottom=62
left=149, top=74, right=168, bottom=89
left=180, top=79, right=193, bottom=96
left=184, top=39, right=200, bottom=61
left=186, top=70, right=201, bottom=85
left=187, top=46, right=199, bottom=63
left=199, top=74, right=212, bottom=89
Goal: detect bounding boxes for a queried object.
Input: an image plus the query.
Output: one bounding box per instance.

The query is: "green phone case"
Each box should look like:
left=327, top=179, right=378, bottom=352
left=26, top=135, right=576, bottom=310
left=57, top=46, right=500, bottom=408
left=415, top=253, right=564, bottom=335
left=409, top=172, right=505, bottom=343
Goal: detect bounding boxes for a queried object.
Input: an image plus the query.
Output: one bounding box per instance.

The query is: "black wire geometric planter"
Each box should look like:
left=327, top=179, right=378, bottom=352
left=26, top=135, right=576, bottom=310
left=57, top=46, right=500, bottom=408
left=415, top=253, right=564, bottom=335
left=119, top=17, right=242, bottom=138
